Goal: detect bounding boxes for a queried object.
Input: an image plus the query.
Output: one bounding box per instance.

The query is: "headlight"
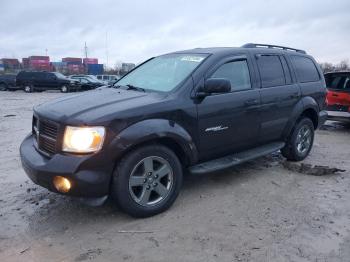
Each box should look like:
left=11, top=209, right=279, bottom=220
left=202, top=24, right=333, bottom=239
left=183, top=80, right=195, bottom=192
left=63, top=126, right=105, bottom=153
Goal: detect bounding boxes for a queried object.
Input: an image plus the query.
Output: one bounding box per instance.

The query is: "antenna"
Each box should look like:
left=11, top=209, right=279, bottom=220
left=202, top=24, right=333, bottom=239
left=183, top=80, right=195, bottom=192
left=84, top=42, right=88, bottom=58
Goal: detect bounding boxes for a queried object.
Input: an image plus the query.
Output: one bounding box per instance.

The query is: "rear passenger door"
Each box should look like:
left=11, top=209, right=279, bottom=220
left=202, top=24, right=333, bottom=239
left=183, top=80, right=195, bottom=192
left=197, top=56, right=261, bottom=159
left=32, top=72, right=47, bottom=88
left=256, top=54, right=301, bottom=143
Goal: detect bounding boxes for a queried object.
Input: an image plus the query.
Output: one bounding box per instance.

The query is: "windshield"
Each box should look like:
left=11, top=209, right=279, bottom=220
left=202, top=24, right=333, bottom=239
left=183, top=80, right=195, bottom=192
left=54, top=72, right=67, bottom=79
left=116, top=53, right=207, bottom=92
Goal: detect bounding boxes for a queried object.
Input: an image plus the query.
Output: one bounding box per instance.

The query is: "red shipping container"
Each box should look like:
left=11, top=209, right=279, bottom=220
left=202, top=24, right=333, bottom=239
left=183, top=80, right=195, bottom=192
left=2, top=58, right=20, bottom=65
left=22, top=58, right=30, bottom=68
left=29, top=56, right=49, bottom=61
left=62, top=57, right=82, bottom=63
left=67, top=64, right=85, bottom=74
left=83, top=58, right=98, bottom=64
left=30, top=60, right=50, bottom=65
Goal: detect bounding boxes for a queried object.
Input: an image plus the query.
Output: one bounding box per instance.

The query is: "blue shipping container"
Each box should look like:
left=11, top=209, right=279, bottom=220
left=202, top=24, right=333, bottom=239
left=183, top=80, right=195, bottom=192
left=66, top=61, right=82, bottom=65
left=87, top=64, right=103, bottom=75
left=51, top=62, right=67, bottom=67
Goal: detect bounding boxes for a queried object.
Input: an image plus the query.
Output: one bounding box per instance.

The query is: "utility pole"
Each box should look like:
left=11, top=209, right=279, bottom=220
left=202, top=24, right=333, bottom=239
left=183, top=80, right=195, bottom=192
left=45, top=48, right=48, bottom=56
left=105, top=31, right=109, bottom=69
left=84, top=42, right=88, bottom=58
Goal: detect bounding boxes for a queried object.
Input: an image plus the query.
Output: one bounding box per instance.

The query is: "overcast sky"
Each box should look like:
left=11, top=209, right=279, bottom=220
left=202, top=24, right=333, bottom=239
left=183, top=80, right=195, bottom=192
left=0, top=0, right=349, bottom=66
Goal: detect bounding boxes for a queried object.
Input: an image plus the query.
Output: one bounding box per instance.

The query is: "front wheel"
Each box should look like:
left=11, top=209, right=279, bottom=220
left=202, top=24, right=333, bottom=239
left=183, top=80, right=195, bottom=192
left=60, top=85, right=69, bottom=93
left=111, top=144, right=183, bottom=218
left=281, top=118, right=314, bottom=161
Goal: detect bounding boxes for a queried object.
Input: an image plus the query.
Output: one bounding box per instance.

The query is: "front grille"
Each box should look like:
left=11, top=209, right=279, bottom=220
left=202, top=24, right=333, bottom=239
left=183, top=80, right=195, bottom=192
left=32, top=116, right=59, bottom=156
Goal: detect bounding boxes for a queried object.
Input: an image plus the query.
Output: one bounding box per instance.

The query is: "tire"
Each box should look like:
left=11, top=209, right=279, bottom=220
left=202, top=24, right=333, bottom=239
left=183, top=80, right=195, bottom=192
left=60, top=85, right=69, bottom=93
left=0, top=83, right=7, bottom=91
left=23, top=84, right=34, bottom=93
left=111, top=144, right=183, bottom=218
left=281, top=117, right=314, bottom=161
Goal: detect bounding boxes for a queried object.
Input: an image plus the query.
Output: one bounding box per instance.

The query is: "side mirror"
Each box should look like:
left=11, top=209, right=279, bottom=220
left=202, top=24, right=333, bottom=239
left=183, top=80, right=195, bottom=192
left=198, top=78, right=231, bottom=97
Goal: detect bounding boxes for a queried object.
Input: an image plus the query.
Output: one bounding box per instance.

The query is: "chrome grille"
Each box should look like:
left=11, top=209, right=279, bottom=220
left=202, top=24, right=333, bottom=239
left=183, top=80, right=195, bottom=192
left=32, top=116, right=59, bottom=156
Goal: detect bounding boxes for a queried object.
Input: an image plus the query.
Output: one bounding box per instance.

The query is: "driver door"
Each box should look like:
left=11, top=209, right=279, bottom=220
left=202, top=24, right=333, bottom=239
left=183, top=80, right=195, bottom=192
left=196, top=56, right=261, bottom=160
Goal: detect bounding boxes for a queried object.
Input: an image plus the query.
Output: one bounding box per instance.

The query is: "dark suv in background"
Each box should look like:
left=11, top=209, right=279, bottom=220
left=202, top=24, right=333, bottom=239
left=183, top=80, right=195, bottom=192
left=16, top=71, right=80, bottom=93
left=0, top=74, right=18, bottom=91
left=20, top=43, right=327, bottom=217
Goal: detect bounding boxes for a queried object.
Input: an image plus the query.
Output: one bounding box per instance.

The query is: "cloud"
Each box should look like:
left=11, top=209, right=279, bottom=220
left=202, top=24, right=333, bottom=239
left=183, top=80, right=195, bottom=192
left=0, top=0, right=349, bottom=64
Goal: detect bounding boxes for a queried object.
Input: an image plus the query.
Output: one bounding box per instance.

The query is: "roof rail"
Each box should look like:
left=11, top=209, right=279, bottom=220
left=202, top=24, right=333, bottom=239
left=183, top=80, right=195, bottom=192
left=242, top=43, right=306, bottom=54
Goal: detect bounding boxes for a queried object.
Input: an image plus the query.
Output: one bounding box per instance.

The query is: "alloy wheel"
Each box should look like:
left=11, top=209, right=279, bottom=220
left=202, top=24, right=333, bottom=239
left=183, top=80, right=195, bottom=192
left=128, top=156, right=174, bottom=207
left=296, top=125, right=312, bottom=155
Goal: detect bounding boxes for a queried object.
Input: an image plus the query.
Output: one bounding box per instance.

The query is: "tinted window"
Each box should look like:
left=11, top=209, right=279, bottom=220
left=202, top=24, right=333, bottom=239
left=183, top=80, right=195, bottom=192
left=211, top=60, right=251, bottom=91
left=36, top=72, right=46, bottom=79
left=256, top=55, right=285, bottom=88
left=47, top=73, right=56, bottom=79
left=326, top=75, right=350, bottom=90
left=291, top=56, right=320, bottom=83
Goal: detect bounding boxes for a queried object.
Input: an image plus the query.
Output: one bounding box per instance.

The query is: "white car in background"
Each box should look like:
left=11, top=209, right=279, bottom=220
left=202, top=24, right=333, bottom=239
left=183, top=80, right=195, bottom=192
left=96, top=75, right=120, bottom=85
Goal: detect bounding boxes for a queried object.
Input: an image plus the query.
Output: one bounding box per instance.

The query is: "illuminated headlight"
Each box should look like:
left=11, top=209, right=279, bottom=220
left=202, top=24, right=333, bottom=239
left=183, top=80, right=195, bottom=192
left=63, top=126, right=105, bottom=153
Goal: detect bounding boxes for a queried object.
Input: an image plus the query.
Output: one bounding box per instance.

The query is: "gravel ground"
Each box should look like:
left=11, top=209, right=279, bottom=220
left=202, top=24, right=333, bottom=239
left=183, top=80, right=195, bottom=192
left=0, top=90, right=349, bottom=262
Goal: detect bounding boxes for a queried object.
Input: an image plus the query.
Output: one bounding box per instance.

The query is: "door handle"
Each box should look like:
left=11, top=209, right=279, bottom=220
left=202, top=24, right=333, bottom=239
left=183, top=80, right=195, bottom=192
left=289, top=92, right=299, bottom=99
left=245, top=99, right=259, bottom=106
left=332, top=94, right=338, bottom=97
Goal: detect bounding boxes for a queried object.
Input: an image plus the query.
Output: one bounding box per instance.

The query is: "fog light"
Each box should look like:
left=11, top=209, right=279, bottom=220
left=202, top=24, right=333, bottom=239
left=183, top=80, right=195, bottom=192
left=53, top=176, right=71, bottom=193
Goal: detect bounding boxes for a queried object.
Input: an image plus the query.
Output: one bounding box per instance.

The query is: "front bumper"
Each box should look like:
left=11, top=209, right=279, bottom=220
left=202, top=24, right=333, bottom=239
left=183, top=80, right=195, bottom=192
left=20, top=134, right=113, bottom=198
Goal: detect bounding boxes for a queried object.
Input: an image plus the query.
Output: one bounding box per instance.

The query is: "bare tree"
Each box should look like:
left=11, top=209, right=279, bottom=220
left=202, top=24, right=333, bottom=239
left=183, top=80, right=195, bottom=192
left=319, top=60, right=350, bottom=73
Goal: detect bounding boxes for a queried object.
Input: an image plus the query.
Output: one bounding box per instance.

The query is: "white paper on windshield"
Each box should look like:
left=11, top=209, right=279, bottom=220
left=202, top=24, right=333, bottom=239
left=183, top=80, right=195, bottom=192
left=180, top=56, right=204, bottom=63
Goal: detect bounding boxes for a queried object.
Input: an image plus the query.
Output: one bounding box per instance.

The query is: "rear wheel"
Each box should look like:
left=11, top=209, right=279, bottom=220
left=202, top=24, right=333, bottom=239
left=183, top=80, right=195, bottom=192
left=23, top=84, right=34, bottom=93
left=111, top=144, right=183, bottom=218
left=0, top=83, right=7, bottom=91
left=281, top=117, right=314, bottom=161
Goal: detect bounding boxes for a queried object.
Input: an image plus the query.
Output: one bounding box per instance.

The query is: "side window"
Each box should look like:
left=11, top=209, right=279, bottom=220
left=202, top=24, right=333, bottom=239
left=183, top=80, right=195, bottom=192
left=345, top=77, right=350, bottom=90
left=256, top=55, right=286, bottom=88
left=211, top=60, right=251, bottom=92
left=47, top=73, right=56, bottom=80
left=291, top=56, right=320, bottom=83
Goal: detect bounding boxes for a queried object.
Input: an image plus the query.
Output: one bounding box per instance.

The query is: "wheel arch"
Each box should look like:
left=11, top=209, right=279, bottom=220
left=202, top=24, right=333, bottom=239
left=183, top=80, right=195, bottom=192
left=108, top=119, right=199, bottom=167
left=282, top=96, right=319, bottom=140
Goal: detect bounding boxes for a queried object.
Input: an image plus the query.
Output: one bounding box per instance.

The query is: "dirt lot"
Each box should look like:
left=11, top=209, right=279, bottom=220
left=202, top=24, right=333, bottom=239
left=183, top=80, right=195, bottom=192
left=0, top=91, right=349, bottom=262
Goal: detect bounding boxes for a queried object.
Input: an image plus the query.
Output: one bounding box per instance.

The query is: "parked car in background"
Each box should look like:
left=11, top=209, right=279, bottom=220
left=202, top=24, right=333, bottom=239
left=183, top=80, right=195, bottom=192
left=16, top=71, right=80, bottom=93
left=325, top=72, right=350, bottom=122
left=96, top=74, right=119, bottom=85
left=20, top=44, right=327, bottom=217
left=0, top=74, right=19, bottom=91
left=68, top=75, right=104, bottom=91
left=70, top=74, right=104, bottom=84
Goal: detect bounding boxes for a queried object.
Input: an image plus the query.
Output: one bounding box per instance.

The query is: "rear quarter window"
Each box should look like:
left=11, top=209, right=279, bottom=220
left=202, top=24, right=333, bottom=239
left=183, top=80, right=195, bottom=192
left=291, top=56, right=320, bottom=83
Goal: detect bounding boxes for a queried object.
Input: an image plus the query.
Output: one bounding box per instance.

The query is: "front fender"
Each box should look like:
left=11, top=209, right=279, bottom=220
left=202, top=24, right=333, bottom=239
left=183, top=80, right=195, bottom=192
left=109, top=119, right=198, bottom=165
left=282, top=96, right=319, bottom=139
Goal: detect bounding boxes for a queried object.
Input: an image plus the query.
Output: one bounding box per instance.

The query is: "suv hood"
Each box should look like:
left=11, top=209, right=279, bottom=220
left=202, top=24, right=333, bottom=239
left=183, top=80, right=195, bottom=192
left=34, top=88, right=165, bottom=125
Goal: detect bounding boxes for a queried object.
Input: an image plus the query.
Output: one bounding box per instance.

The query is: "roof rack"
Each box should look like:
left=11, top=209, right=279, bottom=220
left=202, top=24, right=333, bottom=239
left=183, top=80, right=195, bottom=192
left=242, top=43, right=306, bottom=54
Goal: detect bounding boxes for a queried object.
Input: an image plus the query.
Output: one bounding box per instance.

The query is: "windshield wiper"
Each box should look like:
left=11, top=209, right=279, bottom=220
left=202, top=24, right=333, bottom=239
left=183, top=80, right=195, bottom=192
left=112, top=84, right=146, bottom=92
left=126, top=84, right=146, bottom=92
